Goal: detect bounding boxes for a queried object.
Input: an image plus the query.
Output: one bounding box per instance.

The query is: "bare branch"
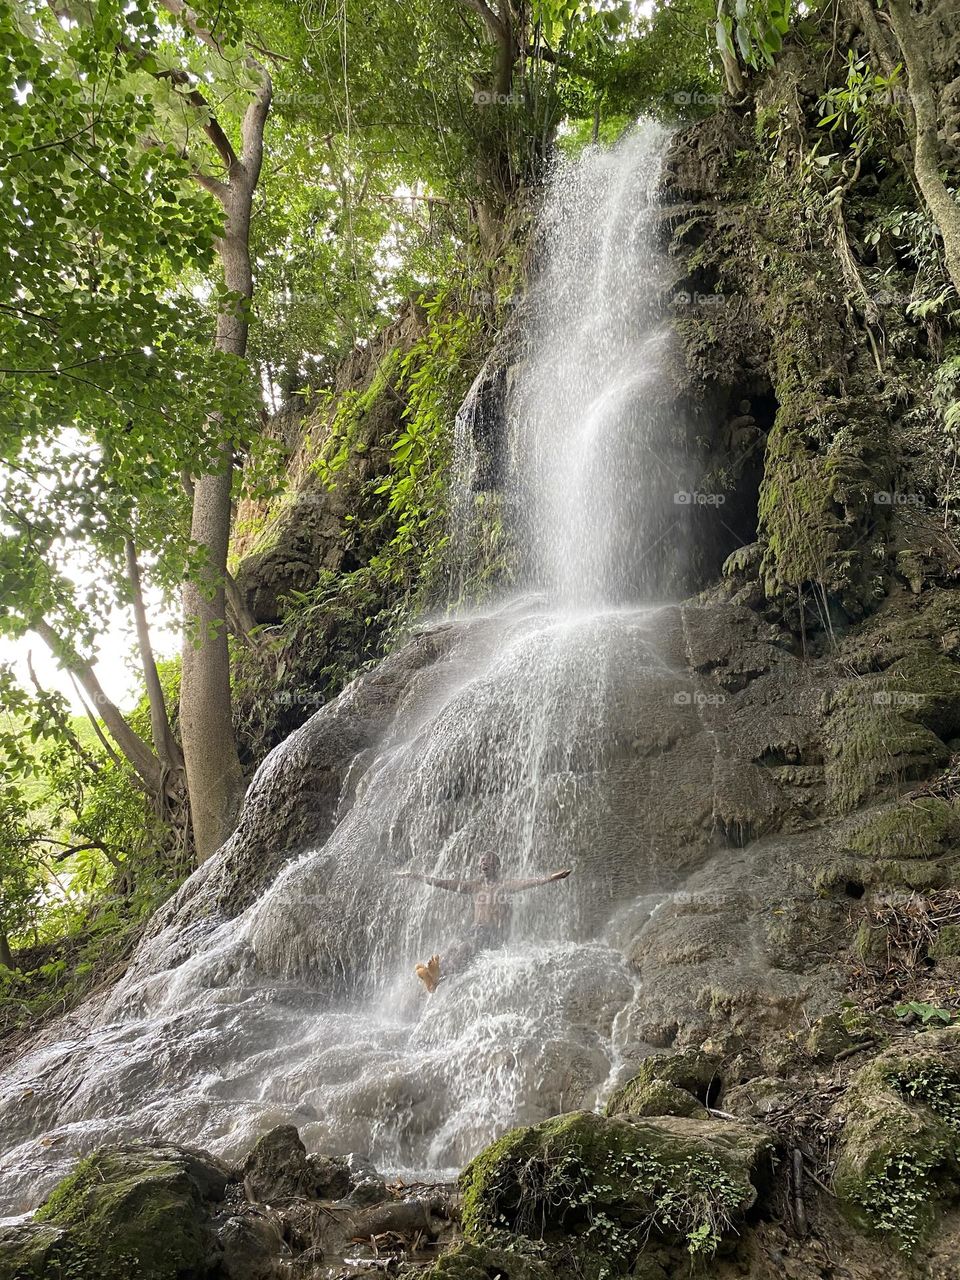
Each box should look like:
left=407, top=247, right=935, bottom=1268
left=33, top=620, right=163, bottom=794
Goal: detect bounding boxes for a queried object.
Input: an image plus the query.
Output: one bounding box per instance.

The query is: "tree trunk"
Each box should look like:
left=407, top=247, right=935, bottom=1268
left=887, top=0, right=960, bottom=294
left=0, top=933, right=13, bottom=971
left=125, top=539, right=184, bottom=772
left=494, top=0, right=516, bottom=97
left=180, top=81, right=271, bottom=862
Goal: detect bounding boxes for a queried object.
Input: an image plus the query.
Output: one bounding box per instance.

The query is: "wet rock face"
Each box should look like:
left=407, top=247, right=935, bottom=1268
left=4, top=590, right=956, bottom=1210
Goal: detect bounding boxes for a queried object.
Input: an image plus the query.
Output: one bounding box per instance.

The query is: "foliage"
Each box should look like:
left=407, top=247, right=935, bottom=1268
left=716, top=0, right=792, bottom=75
left=891, top=1062, right=960, bottom=1129
left=895, top=1000, right=958, bottom=1026
left=377, top=292, right=488, bottom=585
left=817, top=51, right=903, bottom=154
left=850, top=1148, right=934, bottom=1253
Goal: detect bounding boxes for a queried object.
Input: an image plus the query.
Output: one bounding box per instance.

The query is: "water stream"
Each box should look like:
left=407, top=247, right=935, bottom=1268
left=0, top=122, right=702, bottom=1212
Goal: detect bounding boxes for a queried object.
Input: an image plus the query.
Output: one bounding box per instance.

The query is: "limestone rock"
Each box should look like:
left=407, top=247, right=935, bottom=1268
left=0, top=1221, right=69, bottom=1280
left=605, top=1049, right=720, bottom=1118
left=832, top=1031, right=960, bottom=1251
left=418, top=1241, right=551, bottom=1280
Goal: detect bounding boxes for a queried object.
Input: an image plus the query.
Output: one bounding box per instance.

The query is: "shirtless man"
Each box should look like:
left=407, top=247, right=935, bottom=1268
left=396, top=852, right=572, bottom=991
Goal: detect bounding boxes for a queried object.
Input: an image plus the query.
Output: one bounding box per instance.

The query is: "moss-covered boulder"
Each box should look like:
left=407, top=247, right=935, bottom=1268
left=845, top=797, right=960, bottom=863
left=418, top=1241, right=552, bottom=1280
left=833, top=1032, right=960, bottom=1253
left=460, top=1110, right=774, bottom=1264
left=0, top=1222, right=69, bottom=1280
left=605, top=1050, right=720, bottom=1119
left=2, top=1142, right=234, bottom=1280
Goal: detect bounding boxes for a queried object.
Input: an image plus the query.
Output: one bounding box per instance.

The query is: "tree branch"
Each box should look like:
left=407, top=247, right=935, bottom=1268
left=887, top=0, right=960, bottom=294
left=33, top=620, right=163, bottom=794
left=125, top=539, right=185, bottom=772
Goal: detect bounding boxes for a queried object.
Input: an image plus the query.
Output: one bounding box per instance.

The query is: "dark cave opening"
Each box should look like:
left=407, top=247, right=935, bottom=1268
left=686, top=382, right=777, bottom=591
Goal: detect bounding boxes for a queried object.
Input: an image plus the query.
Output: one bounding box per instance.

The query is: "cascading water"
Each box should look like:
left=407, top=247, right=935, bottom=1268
left=0, top=121, right=703, bottom=1213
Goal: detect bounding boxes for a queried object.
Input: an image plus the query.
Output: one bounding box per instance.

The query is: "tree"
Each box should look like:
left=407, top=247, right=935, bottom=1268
left=145, top=0, right=273, bottom=860
left=0, top=0, right=233, bottom=832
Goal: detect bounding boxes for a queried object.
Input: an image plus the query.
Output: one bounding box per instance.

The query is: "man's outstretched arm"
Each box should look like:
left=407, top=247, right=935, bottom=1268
left=395, top=871, right=479, bottom=894
left=501, top=869, right=572, bottom=894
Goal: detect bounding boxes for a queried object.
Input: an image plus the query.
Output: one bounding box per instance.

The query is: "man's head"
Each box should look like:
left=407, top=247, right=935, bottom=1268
left=479, top=851, right=501, bottom=882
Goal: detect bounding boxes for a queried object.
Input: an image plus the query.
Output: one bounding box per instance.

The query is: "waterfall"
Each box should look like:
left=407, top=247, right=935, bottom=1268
left=511, top=121, right=683, bottom=604
left=0, top=122, right=696, bottom=1212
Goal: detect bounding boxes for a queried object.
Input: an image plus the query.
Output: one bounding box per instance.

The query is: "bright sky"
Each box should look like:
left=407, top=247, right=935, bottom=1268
left=0, top=597, right=180, bottom=715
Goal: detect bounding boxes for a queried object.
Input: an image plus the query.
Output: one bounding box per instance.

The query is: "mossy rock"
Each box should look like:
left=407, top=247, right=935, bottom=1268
left=845, top=797, right=960, bottom=863
left=460, top=1110, right=774, bottom=1262
left=0, top=1222, right=69, bottom=1280
left=605, top=1050, right=719, bottom=1119
left=853, top=920, right=890, bottom=966
left=833, top=1034, right=960, bottom=1252
left=805, top=1013, right=856, bottom=1062
left=418, top=1241, right=551, bottom=1280
left=25, top=1142, right=232, bottom=1280
left=824, top=691, right=948, bottom=815
left=932, top=924, right=960, bottom=960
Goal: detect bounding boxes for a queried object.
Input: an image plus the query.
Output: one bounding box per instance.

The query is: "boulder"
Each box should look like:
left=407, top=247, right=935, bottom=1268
left=310, top=1152, right=351, bottom=1199
left=345, top=1152, right=387, bottom=1205
left=25, top=1142, right=232, bottom=1280
left=460, top=1109, right=774, bottom=1259
left=833, top=1030, right=960, bottom=1252
left=418, top=1241, right=551, bottom=1280
left=244, top=1125, right=318, bottom=1202
left=0, top=1221, right=69, bottom=1280
left=216, top=1209, right=291, bottom=1280
left=605, top=1049, right=720, bottom=1118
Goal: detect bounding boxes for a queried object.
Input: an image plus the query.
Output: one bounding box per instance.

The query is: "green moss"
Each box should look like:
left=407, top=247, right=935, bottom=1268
left=834, top=1044, right=960, bottom=1251
left=932, top=924, right=960, bottom=960
left=853, top=920, right=889, bottom=965
left=0, top=1222, right=69, bottom=1280
left=417, top=1241, right=551, bottom=1280
left=33, top=1146, right=226, bottom=1280
left=758, top=418, right=841, bottom=595
left=605, top=1051, right=718, bottom=1119
left=805, top=1013, right=856, bottom=1062
left=846, top=797, right=960, bottom=860
left=460, top=1111, right=771, bottom=1266
left=825, top=686, right=948, bottom=814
